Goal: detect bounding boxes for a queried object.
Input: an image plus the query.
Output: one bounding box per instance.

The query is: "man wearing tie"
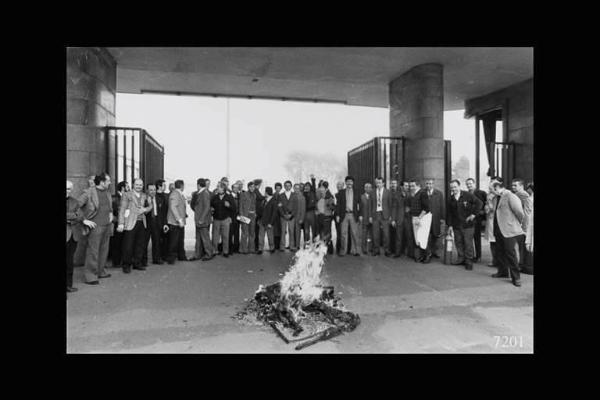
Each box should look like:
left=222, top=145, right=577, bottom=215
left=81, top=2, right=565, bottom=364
left=166, top=179, right=188, bottom=264
left=335, top=176, right=361, bottom=256
left=371, top=177, right=393, bottom=256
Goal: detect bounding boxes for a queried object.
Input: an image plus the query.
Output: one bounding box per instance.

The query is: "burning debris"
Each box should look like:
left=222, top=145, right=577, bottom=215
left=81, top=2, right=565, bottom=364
left=233, top=240, right=360, bottom=350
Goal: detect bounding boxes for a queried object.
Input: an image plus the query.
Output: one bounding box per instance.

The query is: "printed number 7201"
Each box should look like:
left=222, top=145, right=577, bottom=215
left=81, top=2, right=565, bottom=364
left=494, top=335, right=524, bottom=348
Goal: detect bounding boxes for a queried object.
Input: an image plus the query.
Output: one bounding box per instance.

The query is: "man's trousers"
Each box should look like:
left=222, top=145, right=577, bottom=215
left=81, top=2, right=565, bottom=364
left=83, top=224, right=111, bottom=283
left=303, top=210, right=318, bottom=243
left=122, top=221, right=147, bottom=267
left=340, top=213, right=360, bottom=255
left=67, top=236, right=77, bottom=288
left=143, top=220, right=162, bottom=264
left=372, top=211, right=391, bottom=255
left=393, top=220, right=404, bottom=256
left=213, top=218, right=231, bottom=255
left=167, top=224, right=186, bottom=263
left=494, top=230, right=520, bottom=281
left=473, top=217, right=483, bottom=260
left=453, top=226, right=475, bottom=264
left=240, top=216, right=256, bottom=253
left=280, top=217, right=295, bottom=249
left=258, top=223, right=275, bottom=251
left=195, top=225, right=213, bottom=258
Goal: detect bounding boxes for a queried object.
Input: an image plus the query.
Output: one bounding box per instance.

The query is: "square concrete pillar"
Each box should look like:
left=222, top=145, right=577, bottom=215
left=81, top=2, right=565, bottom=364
left=390, top=63, right=445, bottom=189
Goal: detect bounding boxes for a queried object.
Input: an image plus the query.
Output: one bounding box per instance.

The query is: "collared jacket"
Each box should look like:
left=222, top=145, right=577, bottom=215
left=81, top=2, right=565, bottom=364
left=261, top=196, right=279, bottom=226
left=292, top=191, right=306, bottom=222
left=371, top=187, right=393, bottom=220
left=119, top=191, right=152, bottom=231
left=239, top=190, right=257, bottom=218
left=514, top=189, right=533, bottom=232
left=193, top=189, right=213, bottom=228
left=77, top=187, right=114, bottom=237
left=67, top=196, right=84, bottom=242
left=360, top=192, right=372, bottom=222
left=278, top=191, right=295, bottom=220
left=447, top=190, right=483, bottom=229
left=167, top=189, right=188, bottom=226
left=424, top=188, right=445, bottom=236
left=211, top=192, right=237, bottom=221
left=494, top=190, right=524, bottom=238
left=335, top=188, right=361, bottom=220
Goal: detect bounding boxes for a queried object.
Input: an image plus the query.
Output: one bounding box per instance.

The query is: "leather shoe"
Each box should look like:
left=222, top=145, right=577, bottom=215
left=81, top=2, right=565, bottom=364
left=256, top=250, right=263, bottom=255
left=492, top=272, right=508, bottom=278
left=422, top=256, right=431, bottom=264
left=354, top=253, right=360, bottom=256
left=452, top=260, right=465, bottom=265
left=67, top=287, right=78, bottom=292
left=98, top=273, right=111, bottom=279
left=123, top=266, right=131, bottom=273
left=512, top=279, right=522, bottom=287
left=393, top=254, right=402, bottom=258
left=85, top=280, right=99, bottom=285
left=270, top=249, right=276, bottom=253
left=223, top=253, right=229, bottom=258
left=153, top=261, right=164, bottom=265
left=465, top=263, right=473, bottom=271
left=133, top=266, right=146, bottom=271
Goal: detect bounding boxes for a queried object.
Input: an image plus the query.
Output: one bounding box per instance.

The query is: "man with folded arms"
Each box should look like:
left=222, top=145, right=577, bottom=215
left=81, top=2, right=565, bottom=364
left=211, top=182, right=236, bottom=258
left=258, top=187, right=278, bottom=254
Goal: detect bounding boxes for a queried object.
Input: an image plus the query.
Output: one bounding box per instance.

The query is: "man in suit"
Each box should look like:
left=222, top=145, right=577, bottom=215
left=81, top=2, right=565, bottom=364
left=371, top=176, right=393, bottom=256
left=77, top=172, right=114, bottom=284
left=278, top=181, right=296, bottom=251
left=423, top=179, right=445, bottom=262
left=109, top=181, right=129, bottom=269
left=292, top=183, right=306, bottom=250
left=466, top=178, right=487, bottom=263
left=273, top=182, right=283, bottom=250
left=192, top=178, right=214, bottom=261
left=334, top=181, right=345, bottom=254
left=253, top=179, right=264, bottom=252
left=401, top=181, right=415, bottom=259
left=447, top=180, right=483, bottom=270
left=511, top=178, right=533, bottom=271
left=67, top=180, right=92, bottom=293
left=73, top=175, right=102, bottom=266
left=142, top=183, right=166, bottom=266
left=390, top=180, right=406, bottom=258
left=491, top=181, right=524, bottom=286
left=239, top=181, right=258, bottom=254
left=155, top=179, right=170, bottom=258
left=335, top=176, right=361, bottom=256
left=166, top=179, right=188, bottom=264
left=211, top=182, right=236, bottom=257
left=190, top=178, right=205, bottom=261
left=359, top=182, right=373, bottom=255
left=229, top=181, right=243, bottom=255
left=117, top=178, right=152, bottom=273
left=258, top=187, right=278, bottom=254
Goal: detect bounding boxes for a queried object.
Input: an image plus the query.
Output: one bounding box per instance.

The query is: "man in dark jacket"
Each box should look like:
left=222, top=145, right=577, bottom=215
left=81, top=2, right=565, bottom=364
left=258, top=187, right=278, bottom=253
left=273, top=182, right=283, bottom=250
left=210, top=182, right=237, bottom=257
left=335, top=176, right=361, bottom=256
left=303, top=176, right=318, bottom=243
left=359, top=182, right=373, bottom=255
left=109, top=180, right=129, bottom=268
left=466, top=178, right=487, bottom=263
left=253, top=179, right=264, bottom=252
left=229, top=181, right=242, bottom=255
left=447, top=179, right=483, bottom=270
left=390, top=180, right=405, bottom=258
left=143, top=183, right=167, bottom=265
left=67, top=180, right=90, bottom=293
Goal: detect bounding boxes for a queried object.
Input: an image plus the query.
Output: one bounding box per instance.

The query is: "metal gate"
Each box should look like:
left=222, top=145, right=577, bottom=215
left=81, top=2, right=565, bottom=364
left=347, top=137, right=405, bottom=190
left=104, top=126, right=164, bottom=193
left=488, top=142, right=515, bottom=183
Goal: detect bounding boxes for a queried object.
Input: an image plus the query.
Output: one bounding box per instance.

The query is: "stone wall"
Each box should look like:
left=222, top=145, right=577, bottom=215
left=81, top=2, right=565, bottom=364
left=67, top=47, right=116, bottom=195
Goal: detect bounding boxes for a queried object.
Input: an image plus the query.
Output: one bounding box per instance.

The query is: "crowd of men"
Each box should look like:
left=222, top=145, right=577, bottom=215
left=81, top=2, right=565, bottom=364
left=66, top=172, right=533, bottom=293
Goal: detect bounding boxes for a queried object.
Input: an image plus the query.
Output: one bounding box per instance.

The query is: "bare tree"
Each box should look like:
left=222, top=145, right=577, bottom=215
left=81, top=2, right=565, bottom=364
left=284, top=151, right=346, bottom=190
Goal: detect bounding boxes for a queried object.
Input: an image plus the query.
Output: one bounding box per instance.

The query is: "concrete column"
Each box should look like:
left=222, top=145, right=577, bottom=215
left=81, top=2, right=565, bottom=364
left=389, top=63, right=444, bottom=190
left=67, top=47, right=116, bottom=195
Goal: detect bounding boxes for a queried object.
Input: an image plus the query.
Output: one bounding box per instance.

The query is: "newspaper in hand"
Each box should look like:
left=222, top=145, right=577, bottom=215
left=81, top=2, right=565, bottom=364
left=237, top=215, right=251, bottom=224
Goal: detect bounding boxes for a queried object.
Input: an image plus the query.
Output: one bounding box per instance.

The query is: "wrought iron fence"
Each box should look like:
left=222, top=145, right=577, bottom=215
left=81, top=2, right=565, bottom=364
left=347, top=137, right=405, bottom=190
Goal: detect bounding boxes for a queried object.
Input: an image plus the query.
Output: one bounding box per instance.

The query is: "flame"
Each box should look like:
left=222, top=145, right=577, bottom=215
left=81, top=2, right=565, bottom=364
left=279, top=239, right=329, bottom=307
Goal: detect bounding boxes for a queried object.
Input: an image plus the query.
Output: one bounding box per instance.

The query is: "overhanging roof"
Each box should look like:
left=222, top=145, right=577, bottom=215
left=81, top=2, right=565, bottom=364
left=106, top=47, right=533, bottom=110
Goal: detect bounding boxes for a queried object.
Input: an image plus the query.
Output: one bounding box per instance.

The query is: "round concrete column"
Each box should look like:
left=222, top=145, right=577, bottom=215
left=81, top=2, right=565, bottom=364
left=389, top=63, right=444, bottom=189
left=67, top=47, right=116, bottom=194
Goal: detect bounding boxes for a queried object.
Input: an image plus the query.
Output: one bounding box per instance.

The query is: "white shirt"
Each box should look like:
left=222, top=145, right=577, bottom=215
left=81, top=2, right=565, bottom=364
left=284, top=190, right=292, bottom=200
left=376, top=188, right=383, bottom=211
left=199, top=187, right=206, bottom=193
left=151, top=196, right=157, bottom=216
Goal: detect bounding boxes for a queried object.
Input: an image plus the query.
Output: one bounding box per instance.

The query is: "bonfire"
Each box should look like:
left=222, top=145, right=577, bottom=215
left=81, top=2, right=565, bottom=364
left=233, top=239, right=360, bottom=350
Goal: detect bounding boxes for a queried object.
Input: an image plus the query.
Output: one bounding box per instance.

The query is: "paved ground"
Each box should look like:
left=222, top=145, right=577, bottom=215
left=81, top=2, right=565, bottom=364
left=67, top=240, right=533, bottom=353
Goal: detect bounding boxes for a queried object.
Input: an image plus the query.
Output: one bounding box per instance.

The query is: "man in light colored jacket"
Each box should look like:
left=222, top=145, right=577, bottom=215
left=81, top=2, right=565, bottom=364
left=166, top=179, right=188, bottom=264
left=491, top=181, right=524, bottom=287
left=511, top=178, right=533, bottom=270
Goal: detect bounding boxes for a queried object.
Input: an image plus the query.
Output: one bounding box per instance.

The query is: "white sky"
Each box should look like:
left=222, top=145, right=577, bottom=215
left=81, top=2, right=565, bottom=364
left=116, top=93, right=476, bottom=195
